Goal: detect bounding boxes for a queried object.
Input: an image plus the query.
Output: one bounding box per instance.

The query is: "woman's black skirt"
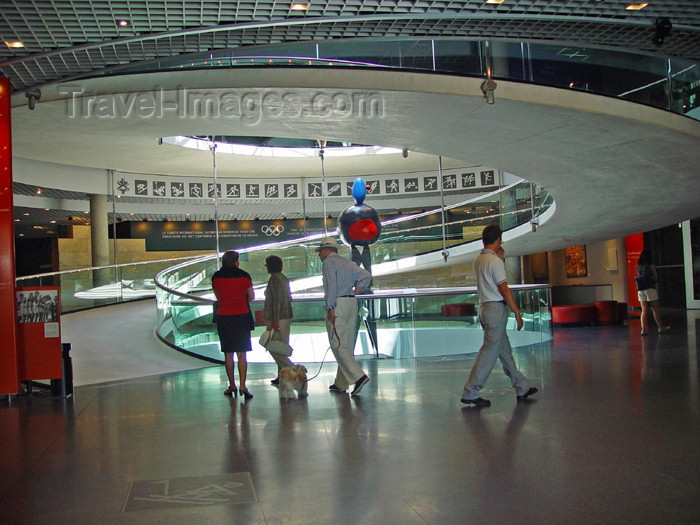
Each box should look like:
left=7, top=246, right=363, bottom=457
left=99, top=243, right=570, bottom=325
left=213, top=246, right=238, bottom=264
left=216, top=313, right=253, bottom=353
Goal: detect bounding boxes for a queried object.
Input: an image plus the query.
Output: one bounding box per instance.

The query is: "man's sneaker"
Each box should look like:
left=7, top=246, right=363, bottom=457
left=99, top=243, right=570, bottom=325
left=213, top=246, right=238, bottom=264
left=351, top=375, right=370, bottom=396
left=517, top=387, right=538, bottom=401
left=461, top=397, right=491, bottom=407
left=329, top=384, right=346, bottom=393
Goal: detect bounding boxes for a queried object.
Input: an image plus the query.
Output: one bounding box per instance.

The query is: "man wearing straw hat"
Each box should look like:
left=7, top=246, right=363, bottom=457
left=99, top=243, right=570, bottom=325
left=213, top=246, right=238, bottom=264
left=316, top=236, right=372, bottom=395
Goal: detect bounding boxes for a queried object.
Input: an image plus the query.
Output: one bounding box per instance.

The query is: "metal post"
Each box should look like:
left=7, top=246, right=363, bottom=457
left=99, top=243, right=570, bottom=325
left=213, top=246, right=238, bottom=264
left=438, top=156, right=448, bottom=262
left=301, top=176, right=307, bottom=236
left=318, top=141, right=328, bottom=235
left=210, top=142, right=221, bottom=264
left=666, top=58, right=673, bottom=111
left=110, top=169, right=120, bottom=298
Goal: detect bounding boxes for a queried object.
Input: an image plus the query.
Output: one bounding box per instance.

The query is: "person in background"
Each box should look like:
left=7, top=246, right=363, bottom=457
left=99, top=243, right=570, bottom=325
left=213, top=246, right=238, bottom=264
left=461, top=224, right=537, bottom=407
left=316, top=237, right=372, bottom=396
left=263, top=254, right=295, bottom=386
left=212, top=250, right=255, bottom=400
left=637, top=249, right=670, bottom=335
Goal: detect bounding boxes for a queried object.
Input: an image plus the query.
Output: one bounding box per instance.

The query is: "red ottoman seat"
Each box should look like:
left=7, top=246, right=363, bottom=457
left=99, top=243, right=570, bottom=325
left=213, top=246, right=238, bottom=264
left=594, top=300, right=619, bottom=325
left=552, top=304, right=595, bottom=325
left=441, top=303, right=477, bottom=317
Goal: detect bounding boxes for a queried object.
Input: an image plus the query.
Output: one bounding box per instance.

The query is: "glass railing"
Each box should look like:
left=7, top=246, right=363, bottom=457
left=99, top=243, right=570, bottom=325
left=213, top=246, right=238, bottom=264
left=15, top=180, right=547, bottom=317
left=155, top=180, right=552, bottom=361
left=15, top=257, right=204, bottom=314
left=162, top=285, right=552, bottom=364
left=111, top=38, right=700, bottom=117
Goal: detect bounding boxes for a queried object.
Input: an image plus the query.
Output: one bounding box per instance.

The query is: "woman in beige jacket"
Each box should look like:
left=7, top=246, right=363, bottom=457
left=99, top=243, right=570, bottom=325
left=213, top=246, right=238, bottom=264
left=263, top=254, right=295, bottom=385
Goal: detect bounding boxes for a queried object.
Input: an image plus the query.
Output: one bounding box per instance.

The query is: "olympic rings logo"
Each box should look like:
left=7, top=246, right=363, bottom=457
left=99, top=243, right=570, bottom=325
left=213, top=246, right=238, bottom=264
left=261, top=225, right=285, bottom=236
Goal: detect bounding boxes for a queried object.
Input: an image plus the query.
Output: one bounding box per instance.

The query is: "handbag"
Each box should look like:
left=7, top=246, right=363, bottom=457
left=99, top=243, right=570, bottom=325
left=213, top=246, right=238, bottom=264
left=634, top=274, right=654, bottom=291
left=258, top=329, right=293, bottom=356
left=212, top=301, right=219, bottom=323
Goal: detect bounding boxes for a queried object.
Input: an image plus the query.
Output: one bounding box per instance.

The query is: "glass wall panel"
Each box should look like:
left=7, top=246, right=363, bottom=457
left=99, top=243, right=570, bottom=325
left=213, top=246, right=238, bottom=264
left=108, top=37, right=699, bottom=117
left=157, top=286, right=551, bottom=363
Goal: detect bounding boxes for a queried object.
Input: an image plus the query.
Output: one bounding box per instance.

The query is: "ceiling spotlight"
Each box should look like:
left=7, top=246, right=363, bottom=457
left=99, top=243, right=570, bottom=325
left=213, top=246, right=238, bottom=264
left=652, top=17, right=672, bottom=46
left=117, top=19, right=129, bottom=27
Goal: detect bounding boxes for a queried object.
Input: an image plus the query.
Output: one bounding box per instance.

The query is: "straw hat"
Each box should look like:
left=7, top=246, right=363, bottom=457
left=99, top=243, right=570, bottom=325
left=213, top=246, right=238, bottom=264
left=315, top=237, right=340, bottom=252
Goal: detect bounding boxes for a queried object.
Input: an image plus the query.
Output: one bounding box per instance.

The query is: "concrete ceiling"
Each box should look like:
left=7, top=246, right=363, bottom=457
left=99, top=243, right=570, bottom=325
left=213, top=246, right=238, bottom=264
left=9, top=67, right=700, bottom=256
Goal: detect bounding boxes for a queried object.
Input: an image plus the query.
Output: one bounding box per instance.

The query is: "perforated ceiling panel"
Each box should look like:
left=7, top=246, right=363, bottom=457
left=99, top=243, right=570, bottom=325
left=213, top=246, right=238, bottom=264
left=1, top=0, right=699, bottom=92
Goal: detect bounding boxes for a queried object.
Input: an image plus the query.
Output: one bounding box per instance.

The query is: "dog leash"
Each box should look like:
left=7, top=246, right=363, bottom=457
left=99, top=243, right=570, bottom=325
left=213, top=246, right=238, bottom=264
left=304, top=320, right=340, bottom=382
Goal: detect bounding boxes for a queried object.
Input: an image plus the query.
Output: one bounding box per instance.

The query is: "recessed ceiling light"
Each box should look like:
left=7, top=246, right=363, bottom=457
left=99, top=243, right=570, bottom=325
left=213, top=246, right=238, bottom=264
left=4, top=41, right=24, bottom=48
left=290, top=2, right=310, bottom=10
left=485, top=0, right=505, bottom=4
left=626, top=3, right=648, bottom=9
left=117, top=19, right=129, bottom=27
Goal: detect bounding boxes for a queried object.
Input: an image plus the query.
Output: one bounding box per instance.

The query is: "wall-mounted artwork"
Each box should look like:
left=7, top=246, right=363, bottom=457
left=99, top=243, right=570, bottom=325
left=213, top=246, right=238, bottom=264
left=565, top=245, right=588, bottom=277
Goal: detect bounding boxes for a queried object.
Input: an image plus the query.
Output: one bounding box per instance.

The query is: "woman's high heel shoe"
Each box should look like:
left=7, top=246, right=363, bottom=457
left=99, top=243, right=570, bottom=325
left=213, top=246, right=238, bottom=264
left=224, top=386, right=238, bottom=397
left=239, top=388, right=253, bottom=400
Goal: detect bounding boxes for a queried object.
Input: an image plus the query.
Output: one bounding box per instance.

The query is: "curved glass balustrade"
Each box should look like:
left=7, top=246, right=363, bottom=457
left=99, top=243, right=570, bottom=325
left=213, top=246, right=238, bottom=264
left=113, top=39, right=699, bottom=117
left=154, top=180, right=552, bottom=362
left=164, top=285, right=552, bottom=364
left=15, top=180, right=552, bottom=361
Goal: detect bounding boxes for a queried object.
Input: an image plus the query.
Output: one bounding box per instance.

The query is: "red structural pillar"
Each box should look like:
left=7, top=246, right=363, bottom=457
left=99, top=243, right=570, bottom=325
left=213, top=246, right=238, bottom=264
left=626, top=233, right=644, bottom=309
left=0, top=77, right=19, bottom=395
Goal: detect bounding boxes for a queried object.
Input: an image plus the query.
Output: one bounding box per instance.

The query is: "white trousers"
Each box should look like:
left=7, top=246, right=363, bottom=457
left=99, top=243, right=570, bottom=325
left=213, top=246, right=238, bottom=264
left=462, top=301, right=530, bottom=400
left=325, top=297, right=365, bottom=390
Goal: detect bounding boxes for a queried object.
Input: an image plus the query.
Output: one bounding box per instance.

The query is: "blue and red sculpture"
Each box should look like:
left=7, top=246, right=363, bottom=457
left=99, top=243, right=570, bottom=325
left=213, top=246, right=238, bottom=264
left=337, top=177, right=381, bottom=354
left=337, top=178, right=381, bottom=247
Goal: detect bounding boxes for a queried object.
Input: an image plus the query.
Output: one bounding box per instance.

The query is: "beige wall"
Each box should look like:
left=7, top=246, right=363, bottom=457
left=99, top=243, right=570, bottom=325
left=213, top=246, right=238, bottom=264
left=546, top=238, right=628, bottom=303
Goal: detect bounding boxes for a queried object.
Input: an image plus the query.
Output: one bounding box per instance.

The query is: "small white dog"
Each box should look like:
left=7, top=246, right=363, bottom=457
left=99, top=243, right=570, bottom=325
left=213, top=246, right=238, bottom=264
left=278, top=364, right=308, bottom=399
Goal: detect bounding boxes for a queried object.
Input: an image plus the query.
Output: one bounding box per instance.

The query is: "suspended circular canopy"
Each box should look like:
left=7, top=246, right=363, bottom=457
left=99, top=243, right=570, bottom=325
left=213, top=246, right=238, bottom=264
left=189, top=136, right=368, bottom=148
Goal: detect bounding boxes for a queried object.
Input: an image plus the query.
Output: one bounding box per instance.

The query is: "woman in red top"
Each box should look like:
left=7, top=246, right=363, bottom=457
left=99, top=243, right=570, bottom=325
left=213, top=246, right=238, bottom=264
left=212, top=250, right=255, bottom=399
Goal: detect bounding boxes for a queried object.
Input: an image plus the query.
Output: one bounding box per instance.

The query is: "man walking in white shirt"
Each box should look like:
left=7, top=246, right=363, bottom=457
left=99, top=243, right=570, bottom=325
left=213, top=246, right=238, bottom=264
left=316, top=237, right=372, bottom=396
left=461, top=224, right=537, bottom=407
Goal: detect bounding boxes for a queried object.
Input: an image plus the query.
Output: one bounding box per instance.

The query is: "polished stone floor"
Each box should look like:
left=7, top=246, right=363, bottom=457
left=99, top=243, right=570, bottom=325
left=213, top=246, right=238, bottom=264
left=0, top=304, right=698, bottom=524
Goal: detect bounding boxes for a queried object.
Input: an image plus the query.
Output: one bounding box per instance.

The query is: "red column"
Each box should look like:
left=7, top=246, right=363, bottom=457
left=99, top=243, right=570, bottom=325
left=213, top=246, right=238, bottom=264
left=0, top=77, right=19, bottom=394
left=625, top=233, right=644, bottom=309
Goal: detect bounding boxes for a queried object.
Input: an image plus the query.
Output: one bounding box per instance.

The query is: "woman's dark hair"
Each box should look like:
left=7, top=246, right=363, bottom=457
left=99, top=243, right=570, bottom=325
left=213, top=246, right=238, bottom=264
left=221, top=250, right=240, bottom=268
left=265, top=254, right=283, bottom=273
left=637, top=249, right=652, bottom=266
